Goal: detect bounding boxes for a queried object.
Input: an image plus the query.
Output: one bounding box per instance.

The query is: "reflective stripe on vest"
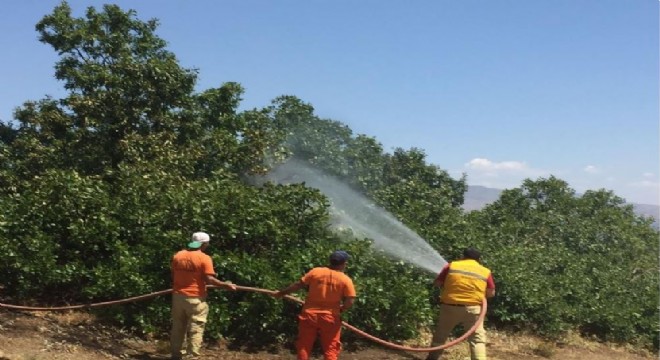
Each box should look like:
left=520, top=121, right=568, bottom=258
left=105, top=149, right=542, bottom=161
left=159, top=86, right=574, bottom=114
left=440, top=259, right=491, bottom=305
left=447, top=268, right=489, bottom=281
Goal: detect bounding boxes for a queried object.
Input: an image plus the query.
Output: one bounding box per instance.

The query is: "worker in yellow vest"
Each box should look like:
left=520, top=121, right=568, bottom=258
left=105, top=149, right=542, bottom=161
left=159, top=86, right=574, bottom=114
left=425, top=248, right=495, bottom=360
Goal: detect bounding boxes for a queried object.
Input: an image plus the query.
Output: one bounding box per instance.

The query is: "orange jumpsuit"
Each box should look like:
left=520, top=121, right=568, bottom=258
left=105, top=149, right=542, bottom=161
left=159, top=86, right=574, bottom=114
left=296, top=267, right=356, bottom=360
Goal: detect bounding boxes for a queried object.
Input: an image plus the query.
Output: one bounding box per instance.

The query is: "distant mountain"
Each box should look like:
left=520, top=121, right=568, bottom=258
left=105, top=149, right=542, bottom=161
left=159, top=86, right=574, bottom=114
left=632, top=203, right=660, bottom=224
left=463, top=185, right=660, bottom=228
left=462, top=185, right=503, bottom=211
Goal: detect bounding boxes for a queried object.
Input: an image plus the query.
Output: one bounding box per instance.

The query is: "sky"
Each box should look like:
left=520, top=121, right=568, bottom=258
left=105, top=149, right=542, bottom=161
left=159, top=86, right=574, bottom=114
left=1, top=1, right=658, bottom=205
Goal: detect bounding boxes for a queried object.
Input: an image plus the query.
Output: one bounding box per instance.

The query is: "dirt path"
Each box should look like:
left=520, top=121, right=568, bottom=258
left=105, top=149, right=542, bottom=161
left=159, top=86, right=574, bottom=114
left=0, top=310, right=654, bottom=360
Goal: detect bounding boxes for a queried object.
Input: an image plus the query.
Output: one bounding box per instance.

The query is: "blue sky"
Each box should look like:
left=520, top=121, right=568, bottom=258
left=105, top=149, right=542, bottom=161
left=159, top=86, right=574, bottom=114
left=2, top=1, right=658, bottom=205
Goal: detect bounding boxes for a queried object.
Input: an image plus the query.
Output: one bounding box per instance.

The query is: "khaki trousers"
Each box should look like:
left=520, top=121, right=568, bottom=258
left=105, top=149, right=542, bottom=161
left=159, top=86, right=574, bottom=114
left=170, top=294, right=209, bottom=359
left=427, top=304, right=487, bottom=360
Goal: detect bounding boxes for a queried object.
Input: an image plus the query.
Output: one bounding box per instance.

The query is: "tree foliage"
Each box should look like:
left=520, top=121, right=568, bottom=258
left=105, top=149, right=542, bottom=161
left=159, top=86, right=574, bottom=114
left=465, top=177, right=659, bottom=347
left=0, top=2, right=657, bottom=351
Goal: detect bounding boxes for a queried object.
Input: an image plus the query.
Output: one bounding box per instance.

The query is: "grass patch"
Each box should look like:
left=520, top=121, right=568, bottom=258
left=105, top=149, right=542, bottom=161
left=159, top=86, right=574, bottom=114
left=531, top=341, right=557, bottom=358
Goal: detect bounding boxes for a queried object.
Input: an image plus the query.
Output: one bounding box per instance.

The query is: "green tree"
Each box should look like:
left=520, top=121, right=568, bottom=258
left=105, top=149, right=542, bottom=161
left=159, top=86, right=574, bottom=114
left=271, top=95, right=352, bottom=174
left=35, top=2, right=197, bottom=173
left=467, top=177, right=659, bottom=347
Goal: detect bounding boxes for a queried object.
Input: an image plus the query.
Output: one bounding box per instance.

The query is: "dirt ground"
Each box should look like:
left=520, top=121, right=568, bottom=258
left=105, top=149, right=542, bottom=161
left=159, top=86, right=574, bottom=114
left=0, top=310, right=655, bottom=360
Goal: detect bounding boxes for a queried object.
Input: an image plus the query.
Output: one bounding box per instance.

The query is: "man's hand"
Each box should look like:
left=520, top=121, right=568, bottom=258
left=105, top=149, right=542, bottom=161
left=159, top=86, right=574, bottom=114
left=206, top=275, right=237, bottom=290
left=340, top=297, right=355, bottom=313
left=224, top=282, right=237, bottom=291
left=486, top=288, right=495, bottom=298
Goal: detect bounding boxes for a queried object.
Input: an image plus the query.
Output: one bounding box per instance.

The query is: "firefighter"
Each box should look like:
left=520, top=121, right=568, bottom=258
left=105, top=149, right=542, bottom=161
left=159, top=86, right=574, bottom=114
left=426, top=248, right=495, bottom=360
left=274, top=250, right=356, bottom=360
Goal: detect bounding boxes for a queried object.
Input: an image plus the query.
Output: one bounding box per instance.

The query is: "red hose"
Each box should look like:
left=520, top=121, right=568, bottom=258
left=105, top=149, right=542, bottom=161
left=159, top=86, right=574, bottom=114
left=0, top=289, right=174, bottom=311
left=341, top=298, right=487, bottom=352
left=0, top=284, right=487, bottom=352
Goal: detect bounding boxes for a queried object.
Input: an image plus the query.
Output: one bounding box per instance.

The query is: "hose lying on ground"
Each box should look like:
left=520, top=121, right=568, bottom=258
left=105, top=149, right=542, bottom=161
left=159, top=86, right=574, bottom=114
left=0, top=284, right=487, bottom=353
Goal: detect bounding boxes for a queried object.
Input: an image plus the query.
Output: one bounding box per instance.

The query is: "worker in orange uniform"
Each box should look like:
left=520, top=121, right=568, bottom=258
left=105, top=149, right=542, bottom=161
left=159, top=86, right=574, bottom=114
left=170, top=232, right=237, bottom=360
left=425, top=248, right=495, bottom=360
left=274, top=250, right=357, bottom=360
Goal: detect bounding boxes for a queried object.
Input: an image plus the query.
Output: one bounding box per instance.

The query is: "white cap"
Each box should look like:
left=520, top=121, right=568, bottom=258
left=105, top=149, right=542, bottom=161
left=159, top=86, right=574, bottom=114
left=188, top=232, right=210, bottom=248
left=192, top=232, right=210, bottom=243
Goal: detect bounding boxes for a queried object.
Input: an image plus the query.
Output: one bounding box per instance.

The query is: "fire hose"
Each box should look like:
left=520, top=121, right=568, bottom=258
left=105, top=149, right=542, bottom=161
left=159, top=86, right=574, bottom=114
left=0, top=284, right=487, bottom=353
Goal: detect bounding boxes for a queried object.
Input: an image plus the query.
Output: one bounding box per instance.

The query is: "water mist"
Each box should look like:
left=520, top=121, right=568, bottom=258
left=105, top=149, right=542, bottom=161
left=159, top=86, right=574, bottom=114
left=266, top=160, right=447, bottom=275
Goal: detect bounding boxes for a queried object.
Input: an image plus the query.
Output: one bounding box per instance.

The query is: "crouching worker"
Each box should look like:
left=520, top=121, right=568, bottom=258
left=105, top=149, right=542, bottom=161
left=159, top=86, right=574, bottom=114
left=274, top=250, right=357, bottom=360
left=426, top=248, right=495, bottom=360
left=170, top=232, right=237, bottom=360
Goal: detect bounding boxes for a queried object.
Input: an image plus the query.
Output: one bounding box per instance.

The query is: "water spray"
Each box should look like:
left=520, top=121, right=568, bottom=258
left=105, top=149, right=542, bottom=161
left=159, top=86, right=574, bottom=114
left=266, top=159, right=447, bottom=274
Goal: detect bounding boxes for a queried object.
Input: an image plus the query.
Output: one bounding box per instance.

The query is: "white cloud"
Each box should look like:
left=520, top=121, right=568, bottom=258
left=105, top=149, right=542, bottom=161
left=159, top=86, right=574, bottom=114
left=463, top=157, right=552, bottom=189
left=465, top=158, right=527, bottom=171
left=583, top=165, right=600, bottom=174
left=643, top=172, right=655, bottom=178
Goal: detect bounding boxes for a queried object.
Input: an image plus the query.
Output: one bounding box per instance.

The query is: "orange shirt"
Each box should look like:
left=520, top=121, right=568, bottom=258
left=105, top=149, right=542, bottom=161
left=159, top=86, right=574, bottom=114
left=171, top=249, right=215, bottom=297
left=301, top=267, right=356, bottom=315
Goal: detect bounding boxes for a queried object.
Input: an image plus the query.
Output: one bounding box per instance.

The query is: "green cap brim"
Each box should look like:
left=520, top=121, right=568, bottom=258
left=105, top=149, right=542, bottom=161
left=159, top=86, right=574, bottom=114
left=187, top=241, right=203, bottom=249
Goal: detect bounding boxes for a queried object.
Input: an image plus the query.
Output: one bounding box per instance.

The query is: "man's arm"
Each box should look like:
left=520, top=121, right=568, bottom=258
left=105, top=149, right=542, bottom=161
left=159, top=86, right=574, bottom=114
left=202, top=256, right=236, bottom=290
left=273, top=281, right=305, bottom=298
left=433, top=264, right=450, bottom=287
left=340, top=296, right=355, bottom=312
left=205, top=275, right=237, bottom=290
left=485, top=273, right=495, bottom=298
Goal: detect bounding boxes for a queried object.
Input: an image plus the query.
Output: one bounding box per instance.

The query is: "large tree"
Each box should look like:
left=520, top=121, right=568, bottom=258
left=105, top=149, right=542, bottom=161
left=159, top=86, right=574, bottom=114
left=467, top=177, right=659, bottom=347
left=37, top=2, right=196, bottom=172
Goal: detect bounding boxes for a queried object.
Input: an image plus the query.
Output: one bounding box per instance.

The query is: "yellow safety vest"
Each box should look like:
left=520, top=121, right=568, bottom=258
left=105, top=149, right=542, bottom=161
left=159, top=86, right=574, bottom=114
left=440, top=259, right=491, bottom=305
